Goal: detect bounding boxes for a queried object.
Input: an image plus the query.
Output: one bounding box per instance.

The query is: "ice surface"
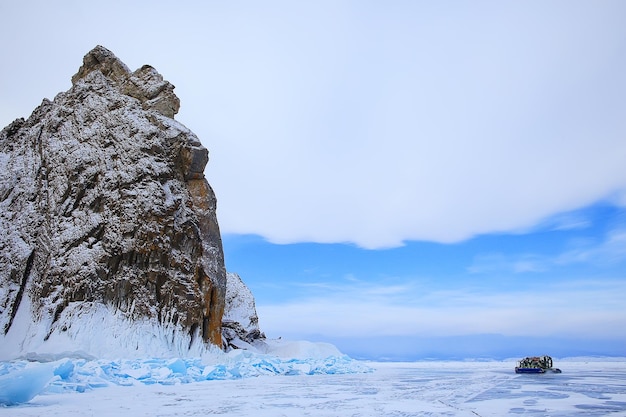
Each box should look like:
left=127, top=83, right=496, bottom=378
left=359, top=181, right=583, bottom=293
left=1, top=358, right=625, bottom=416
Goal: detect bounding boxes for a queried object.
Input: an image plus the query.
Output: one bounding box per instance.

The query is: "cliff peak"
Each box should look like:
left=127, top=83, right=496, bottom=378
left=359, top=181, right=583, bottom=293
left=72, top=45, right=180, bottom=118
left=0, top=46, right=228, bottom=358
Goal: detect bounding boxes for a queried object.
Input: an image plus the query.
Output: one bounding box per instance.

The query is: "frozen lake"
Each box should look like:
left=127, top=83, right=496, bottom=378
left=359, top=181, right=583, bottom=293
left=2, top=360, right=625, bottom=416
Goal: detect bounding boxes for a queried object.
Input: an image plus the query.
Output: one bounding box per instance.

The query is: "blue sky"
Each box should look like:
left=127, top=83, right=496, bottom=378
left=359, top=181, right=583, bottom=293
left=225, top=203, right=626, bottom=359
left=1, top=1, right=626, bottom=359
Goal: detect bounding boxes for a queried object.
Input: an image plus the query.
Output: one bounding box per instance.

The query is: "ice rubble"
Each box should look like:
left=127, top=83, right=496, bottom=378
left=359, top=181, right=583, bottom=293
left=0, top=339, right=371, bottom=406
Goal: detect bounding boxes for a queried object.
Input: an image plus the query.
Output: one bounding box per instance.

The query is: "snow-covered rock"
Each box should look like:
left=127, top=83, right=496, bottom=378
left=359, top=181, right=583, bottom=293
left=222, top=272, right=265, bottom=349
left=0, top=46, right=228, bottom=359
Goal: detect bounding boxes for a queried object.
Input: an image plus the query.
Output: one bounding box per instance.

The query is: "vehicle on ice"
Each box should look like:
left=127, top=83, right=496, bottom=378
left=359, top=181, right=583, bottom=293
left=515, top=355, right=562, bottom=374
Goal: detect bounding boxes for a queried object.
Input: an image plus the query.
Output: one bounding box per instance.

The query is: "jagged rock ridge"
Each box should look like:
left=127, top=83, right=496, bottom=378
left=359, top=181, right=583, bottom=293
left=0, top=46, right=240, bottom=357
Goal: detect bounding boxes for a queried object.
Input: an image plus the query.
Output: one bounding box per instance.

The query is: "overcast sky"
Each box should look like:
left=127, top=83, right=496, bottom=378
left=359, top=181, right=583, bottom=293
left=2, top=1, right=625, bottom=359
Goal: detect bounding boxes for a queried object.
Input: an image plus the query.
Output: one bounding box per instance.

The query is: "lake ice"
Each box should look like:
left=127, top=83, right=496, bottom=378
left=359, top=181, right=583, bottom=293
left=1, top=354, right=625, bottom=416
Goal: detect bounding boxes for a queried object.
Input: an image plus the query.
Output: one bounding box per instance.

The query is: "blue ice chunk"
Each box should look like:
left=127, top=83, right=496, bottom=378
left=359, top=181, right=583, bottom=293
left=204, top=364, right=229, bottom=380
left=0, top=353, right=370, bottom=399
left=46, top=380, right=90, bottom=394
left=167, top=358, right=187, bottom=375
left=253, top=358, right=279, bottom=374
left=88, top=381, right=109, bottom=389
left=54, top=360, right=75, bottom=380
left=0, top=363, right=55, bottom=405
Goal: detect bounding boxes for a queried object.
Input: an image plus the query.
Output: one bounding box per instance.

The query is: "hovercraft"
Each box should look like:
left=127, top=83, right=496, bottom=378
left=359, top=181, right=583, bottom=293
left=515, top=355, right=562, bottom=374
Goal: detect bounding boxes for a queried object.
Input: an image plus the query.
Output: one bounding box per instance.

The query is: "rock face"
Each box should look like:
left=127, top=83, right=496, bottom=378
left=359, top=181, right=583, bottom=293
left=222, top=272, right=265, bottom=349
left=0, top=46, right=227, bottom=357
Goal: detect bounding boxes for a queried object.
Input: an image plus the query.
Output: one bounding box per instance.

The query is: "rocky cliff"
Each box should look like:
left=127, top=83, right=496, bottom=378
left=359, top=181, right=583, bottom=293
left=0, top=46, right=233, bottom=358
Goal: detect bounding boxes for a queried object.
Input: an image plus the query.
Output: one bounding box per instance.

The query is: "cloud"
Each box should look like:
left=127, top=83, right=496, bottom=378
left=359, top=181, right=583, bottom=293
left=536, top=212, right=592, bottom=232
left=468, top=226, right=626, bottom=274
left=556, top=228, right=626, bottom=266
left=2, top=2, right=626, bottom=248
left=257, top=278, right=626, bottom=340
left=200, top=2, right=626, bottom=248
left=467, top=253, right=549, bottom=274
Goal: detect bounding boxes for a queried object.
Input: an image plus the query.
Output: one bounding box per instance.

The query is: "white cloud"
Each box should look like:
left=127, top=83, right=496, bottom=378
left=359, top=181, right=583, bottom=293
left=468, top=226, right=626, bottom=274
left=2, top=2, right=626, bottom=248
left=538, top=212, right=592, bottom=232
left=201, top=2, right=626, bottom=248
left=556, top=228, right=626, bottom=266
left=467, top=253, right=549, bottom=275
left=257, top=279, right=626, bottom=340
